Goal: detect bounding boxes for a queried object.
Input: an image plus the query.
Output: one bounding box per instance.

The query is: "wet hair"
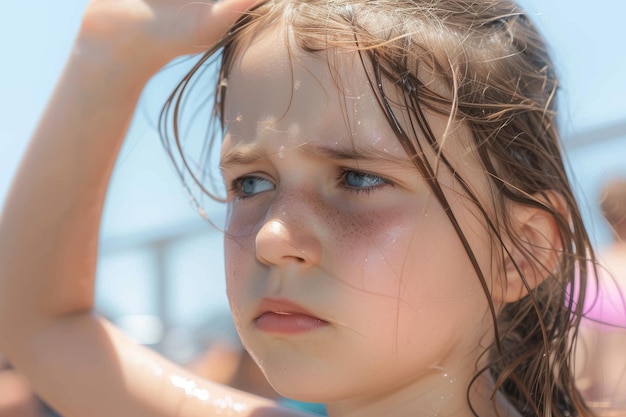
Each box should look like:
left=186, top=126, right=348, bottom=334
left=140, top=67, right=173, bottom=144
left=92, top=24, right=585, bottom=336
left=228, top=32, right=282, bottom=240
left=160, top=1, right=596, bottom=416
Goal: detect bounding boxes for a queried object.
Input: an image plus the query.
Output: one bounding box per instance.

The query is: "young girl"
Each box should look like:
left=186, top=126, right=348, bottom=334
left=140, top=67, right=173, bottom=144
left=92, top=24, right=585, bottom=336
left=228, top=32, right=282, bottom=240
left=0, top=0, right=598, bottom=416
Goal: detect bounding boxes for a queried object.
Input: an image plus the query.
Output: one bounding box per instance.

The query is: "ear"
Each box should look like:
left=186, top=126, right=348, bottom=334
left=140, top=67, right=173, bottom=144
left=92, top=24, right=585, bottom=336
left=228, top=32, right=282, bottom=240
left=498, top=192, right=566, bottom=303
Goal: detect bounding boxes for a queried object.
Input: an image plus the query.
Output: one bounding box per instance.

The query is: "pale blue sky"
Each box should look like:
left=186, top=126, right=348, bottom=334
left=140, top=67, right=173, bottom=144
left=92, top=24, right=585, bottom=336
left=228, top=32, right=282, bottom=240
left=1, top=1, right=625, bottom=244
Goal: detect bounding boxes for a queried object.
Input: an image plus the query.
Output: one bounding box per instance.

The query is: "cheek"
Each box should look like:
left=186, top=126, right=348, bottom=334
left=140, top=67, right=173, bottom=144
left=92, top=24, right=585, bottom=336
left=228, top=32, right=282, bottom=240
left=325, top=200, right=459, bottom=298
left=224, top=190, right=492, bottom=309
left=223, top=233, right=256, bottom=314
left=334, top=199, right=492, bottom=334
left=225, top=199, right=270, bottom=239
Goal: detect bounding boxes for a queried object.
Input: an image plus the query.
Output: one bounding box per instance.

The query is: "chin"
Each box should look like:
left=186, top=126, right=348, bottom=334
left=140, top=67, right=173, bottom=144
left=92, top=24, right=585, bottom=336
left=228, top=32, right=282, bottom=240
left=252, top=351, right=349, bottom=403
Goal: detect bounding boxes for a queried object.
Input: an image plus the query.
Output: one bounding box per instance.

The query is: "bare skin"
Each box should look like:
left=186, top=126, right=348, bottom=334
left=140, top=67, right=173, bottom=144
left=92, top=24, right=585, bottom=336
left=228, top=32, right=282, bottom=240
left=0, top=1, right=308, bottom=416
left=0, top=354, right=41, bottom=417
left=0, top=2, right=560, bottom=417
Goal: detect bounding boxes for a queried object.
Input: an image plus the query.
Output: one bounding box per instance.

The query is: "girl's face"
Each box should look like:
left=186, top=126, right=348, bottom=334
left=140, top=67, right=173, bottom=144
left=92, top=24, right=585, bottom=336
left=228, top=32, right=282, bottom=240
left=221, top=27, right=499, bottom=408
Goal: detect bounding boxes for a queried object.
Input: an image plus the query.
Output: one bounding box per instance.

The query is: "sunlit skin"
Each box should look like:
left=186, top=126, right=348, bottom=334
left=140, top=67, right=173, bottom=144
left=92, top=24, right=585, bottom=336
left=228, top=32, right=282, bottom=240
left=220, top=26, right=518, bottom=417
left=0, top=0, right=586, bottom=416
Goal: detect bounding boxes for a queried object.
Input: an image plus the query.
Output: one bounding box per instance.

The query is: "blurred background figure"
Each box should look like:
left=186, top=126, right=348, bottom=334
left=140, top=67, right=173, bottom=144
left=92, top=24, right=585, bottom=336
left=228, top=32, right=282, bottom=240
left=575, top=178, right=626, bottom=415
left=598, top=179, right=626, bottom=277
left=0, top=352, right=41, bottom=417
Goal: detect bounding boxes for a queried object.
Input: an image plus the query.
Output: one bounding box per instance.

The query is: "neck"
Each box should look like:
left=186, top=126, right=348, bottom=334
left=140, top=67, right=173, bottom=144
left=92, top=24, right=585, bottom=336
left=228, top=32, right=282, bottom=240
left=324, top=368, right=521, bottom=417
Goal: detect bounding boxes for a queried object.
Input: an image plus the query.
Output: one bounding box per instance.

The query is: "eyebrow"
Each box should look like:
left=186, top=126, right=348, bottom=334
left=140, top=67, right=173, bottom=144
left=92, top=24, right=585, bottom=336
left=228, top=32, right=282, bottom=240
left=220, top=146, right=267, bottom=169
left=220, top=142, right=416, bottom=169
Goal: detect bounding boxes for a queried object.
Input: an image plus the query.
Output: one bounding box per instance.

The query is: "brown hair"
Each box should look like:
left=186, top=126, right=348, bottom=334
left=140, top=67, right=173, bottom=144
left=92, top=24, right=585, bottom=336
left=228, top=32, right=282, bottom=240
left=160, top=1, right=595, bottom=416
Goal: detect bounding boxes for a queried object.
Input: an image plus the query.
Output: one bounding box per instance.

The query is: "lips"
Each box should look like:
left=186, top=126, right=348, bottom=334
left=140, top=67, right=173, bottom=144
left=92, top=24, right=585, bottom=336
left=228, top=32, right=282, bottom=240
left=254, top=298, right=328, bottom=334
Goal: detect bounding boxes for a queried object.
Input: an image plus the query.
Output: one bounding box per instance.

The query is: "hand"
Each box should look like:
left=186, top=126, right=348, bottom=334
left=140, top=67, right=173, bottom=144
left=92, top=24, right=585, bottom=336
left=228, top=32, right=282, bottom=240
left=80, top=0, right=260, bottom=71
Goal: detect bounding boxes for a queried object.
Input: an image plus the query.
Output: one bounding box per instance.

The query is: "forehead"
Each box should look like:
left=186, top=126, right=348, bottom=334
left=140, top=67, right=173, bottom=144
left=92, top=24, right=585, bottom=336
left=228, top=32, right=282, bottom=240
left=221, top=23, right=422, bottom=165
left=223, top=25, right=381, bottom=135
left=221, top=22, right=486, bottom=185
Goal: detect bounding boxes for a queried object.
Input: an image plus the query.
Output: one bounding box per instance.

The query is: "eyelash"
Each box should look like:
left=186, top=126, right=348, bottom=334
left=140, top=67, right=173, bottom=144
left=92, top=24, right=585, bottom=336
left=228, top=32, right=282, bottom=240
left=228, top=176, right=274, bottom=200
left=336, top=169, right=393, bottom=195
left=228, top=169, right=393, bottom=199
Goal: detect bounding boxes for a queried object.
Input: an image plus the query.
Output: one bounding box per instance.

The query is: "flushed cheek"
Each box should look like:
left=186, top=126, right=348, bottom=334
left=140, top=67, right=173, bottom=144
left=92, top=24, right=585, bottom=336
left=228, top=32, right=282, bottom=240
left=325, top=202, right=445, bottom=298
left=331, top=203, right=489, bottom=347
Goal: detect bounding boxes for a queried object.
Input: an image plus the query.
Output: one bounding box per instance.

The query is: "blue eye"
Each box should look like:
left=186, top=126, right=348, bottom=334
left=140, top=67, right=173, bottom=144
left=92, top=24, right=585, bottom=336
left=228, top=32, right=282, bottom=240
left=233, top=176, right=275, bottom=197
left=342, top=170, right=389, bottom=193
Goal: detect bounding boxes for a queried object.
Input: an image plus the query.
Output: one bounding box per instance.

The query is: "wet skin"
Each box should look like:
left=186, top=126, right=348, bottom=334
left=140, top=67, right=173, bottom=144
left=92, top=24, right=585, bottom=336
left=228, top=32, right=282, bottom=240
left=221, top=25, right=508, bottom=417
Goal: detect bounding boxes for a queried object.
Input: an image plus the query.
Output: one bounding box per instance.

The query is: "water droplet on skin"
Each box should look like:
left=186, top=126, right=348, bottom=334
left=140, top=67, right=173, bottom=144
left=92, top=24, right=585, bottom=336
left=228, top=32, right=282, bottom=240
left=352, top=101, right=359, bottom=136
left=170, top=376, right=248, bottom=415
left=278, top=145, right=285, bottom=159
left=294, top=80, right=301, bottom=90
left=170, top=375, right=209, bottom=399
left=235, top=114, right=243, bottom=122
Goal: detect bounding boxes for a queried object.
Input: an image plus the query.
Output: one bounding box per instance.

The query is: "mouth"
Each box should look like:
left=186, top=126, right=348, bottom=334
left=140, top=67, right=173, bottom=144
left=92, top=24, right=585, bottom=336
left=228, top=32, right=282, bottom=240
left=254, top=298, right=329, bottom=334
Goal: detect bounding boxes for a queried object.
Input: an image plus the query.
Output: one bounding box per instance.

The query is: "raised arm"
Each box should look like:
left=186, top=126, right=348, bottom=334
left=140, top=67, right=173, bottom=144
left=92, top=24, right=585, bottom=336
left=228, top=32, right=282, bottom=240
left=0, top=1, right=304, bottom=416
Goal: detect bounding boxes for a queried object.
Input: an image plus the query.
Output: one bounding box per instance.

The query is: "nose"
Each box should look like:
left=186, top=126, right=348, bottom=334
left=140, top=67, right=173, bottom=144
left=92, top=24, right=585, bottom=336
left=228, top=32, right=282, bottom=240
left=255, top=217, right=322, bottom=268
